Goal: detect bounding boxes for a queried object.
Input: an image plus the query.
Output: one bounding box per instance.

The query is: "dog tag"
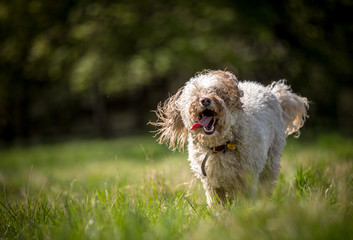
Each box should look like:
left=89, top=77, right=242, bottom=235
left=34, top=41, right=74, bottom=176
left=227, top=143, right=236, bottom=150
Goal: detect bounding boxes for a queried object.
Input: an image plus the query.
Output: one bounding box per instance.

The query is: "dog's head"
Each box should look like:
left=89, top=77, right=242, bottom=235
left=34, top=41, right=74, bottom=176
left=150, top=70, right=243, bottom=150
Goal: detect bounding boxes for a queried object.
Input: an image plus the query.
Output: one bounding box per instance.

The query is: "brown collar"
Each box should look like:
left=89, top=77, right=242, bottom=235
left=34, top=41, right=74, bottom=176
left=210, top=142, right=236, bottom=153
left=202, top=142, right=237, bottom=176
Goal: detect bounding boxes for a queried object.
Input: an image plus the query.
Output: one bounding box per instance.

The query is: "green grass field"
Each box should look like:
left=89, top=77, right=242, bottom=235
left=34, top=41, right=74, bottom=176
left=1, top=133, right=352, bottom=239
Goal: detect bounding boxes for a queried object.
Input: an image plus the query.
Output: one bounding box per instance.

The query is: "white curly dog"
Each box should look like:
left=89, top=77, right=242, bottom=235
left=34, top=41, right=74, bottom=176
left=151, top=70, right=308, bottom=206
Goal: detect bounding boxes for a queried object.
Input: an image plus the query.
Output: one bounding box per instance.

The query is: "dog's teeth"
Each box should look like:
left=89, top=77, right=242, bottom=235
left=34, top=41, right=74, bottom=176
left=204, top=125, right=215, bottom=133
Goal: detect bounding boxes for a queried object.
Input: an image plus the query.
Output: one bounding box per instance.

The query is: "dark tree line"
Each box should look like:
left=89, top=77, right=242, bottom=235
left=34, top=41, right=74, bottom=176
left=0, top=0, right=352, bottom=144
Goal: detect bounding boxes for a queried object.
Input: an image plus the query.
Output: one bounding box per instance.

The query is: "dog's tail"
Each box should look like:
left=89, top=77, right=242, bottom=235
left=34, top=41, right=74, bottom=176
left=270, top=80, right=309, bottom=137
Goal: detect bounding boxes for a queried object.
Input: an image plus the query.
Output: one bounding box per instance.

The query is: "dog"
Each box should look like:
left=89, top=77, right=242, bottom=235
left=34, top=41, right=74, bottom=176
left=150, top=70, right=308, bottom=206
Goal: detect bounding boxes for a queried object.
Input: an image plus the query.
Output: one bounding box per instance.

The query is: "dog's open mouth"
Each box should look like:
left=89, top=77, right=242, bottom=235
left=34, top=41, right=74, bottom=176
left=190, top=109, right=217, bottom=135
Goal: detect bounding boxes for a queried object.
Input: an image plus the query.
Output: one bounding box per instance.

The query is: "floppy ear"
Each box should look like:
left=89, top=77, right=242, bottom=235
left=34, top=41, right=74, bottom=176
left=149, top=87, right=188, bottom=151
left=214, top=71, right=243, bottom=109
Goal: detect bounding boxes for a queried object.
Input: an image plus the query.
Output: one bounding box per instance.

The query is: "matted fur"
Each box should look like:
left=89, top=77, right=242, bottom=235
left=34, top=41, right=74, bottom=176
left=270, top=80, right=309, bottom=137
left=150, top=70, right=309, bottom=206
left=149, top=87, right=188, bottom=151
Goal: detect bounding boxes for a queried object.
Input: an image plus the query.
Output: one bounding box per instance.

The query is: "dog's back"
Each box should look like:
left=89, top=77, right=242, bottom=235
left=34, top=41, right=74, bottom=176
left=236, top=80, right=308, bottom=192
left=239, top=81, right=309, bottom=137
left=238, top=81, right=285, bottom=163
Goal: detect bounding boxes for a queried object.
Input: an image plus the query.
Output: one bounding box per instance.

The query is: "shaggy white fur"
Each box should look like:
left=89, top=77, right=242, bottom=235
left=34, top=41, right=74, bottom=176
left=150, top=70, right=308, bottom=206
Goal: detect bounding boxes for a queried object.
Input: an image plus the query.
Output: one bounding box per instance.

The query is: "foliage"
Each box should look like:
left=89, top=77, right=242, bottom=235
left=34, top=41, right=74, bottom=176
left=1, top=0, right=353, bottom=142
left=0, top=133, right=353, bottom=239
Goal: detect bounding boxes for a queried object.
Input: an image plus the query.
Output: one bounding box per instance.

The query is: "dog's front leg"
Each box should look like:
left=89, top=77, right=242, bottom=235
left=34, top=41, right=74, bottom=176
left=204, top=184, right=226, bottom=207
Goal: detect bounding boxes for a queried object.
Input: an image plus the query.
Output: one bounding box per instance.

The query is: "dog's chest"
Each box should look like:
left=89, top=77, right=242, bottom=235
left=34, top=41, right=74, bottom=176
left=207, top=153, right=242, bottom=187
left=189, top=150, right=244, bottom=188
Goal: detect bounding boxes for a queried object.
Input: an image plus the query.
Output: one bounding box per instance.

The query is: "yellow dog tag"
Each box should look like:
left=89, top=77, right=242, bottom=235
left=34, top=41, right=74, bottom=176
left=227, top=143, right=236, bottom=150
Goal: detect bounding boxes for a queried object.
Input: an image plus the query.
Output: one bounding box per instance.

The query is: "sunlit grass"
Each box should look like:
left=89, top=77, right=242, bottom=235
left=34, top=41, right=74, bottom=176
left=0, top=133, right=352, bottom=239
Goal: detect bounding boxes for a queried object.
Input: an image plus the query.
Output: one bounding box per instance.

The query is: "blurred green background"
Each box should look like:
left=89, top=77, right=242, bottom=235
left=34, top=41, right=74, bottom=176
left=1, top=0, right=353, bottom=145
left=1, top=2, right=353, bottom=238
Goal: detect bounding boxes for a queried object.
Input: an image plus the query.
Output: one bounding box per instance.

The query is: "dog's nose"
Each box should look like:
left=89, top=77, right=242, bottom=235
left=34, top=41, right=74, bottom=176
left=200, top=97, right=211, bottom=107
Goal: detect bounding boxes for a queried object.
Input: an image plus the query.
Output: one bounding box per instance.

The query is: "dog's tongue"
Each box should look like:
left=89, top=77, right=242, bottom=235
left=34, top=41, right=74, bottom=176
left=190, top=115, right=213, bottom=130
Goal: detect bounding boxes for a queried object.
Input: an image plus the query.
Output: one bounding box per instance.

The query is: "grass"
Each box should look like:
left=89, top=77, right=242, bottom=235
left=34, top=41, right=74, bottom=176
left=0, top=133, right=352, bottom=239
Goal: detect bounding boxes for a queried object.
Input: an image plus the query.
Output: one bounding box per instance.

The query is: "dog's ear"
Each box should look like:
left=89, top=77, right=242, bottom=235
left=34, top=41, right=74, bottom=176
left=215, top=71, right=243, bottom=109
left=149, top=87, right=188, bottom=151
